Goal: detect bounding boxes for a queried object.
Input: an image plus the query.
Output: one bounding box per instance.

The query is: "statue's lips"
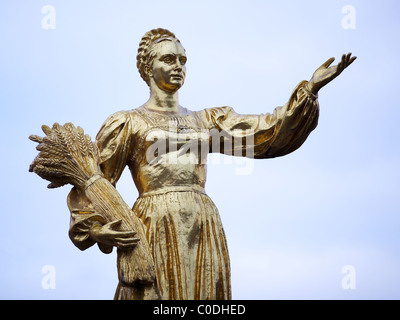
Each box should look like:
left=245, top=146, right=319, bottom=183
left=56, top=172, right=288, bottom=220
left=171, top=74, right=184, bottom=80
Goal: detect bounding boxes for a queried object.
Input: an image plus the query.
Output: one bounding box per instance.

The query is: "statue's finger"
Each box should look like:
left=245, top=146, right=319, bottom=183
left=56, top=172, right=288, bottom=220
left=116, top=237, right=141, bottom=249
left=115, top=237, right=140, bottom=244
left=337, top=61, right=343, bottom=72
left=322, top=57, right=335, bottom=68
left=117, top=230, right=137, bottom=237
left=107, top=219, right=122, bottom=229
left=347, top=56, right=357, bottom=67
left=344, top=53, right=352, bottom=66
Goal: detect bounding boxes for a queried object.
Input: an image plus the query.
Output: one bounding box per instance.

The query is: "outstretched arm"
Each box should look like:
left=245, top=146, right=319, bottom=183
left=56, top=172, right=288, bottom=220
left=205, top=53, right=356, bottom=159
left=306, top=53, right=357, bottom=95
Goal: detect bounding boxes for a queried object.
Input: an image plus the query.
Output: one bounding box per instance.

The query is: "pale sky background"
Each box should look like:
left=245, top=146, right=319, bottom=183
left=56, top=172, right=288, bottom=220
left=1, top=0, right=399, bottom=300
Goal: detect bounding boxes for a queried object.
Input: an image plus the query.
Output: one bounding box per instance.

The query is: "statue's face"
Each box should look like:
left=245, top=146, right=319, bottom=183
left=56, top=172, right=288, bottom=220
left=148, top=40, right=187, bottom=93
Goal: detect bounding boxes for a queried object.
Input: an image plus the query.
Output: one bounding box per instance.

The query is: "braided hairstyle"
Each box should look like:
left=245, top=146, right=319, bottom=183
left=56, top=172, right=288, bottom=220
left=136, top=28, right=181, bottom=86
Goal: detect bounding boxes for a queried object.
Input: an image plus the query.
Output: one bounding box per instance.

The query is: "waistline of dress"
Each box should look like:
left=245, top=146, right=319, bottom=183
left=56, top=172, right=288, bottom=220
left=139, top=185, right=205, bottom=198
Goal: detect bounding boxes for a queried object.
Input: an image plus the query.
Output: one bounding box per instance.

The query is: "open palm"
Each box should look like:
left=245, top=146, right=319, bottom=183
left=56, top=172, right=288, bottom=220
left=308, top=53, right=357, bottom=95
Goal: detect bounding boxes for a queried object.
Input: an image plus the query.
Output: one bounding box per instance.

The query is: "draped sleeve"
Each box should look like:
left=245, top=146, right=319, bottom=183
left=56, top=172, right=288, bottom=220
left=204, top=81, right=319, bottom=159
left=68, top=111, right=135, bottom=252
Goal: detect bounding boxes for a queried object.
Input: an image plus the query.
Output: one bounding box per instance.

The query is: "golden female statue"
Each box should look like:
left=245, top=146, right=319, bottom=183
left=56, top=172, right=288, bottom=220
left=30, top=28, right=356, bottom=300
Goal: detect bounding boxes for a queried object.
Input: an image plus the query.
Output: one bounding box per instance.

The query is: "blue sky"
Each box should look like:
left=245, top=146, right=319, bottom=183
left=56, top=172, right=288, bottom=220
left=1, top=0, right=400, bottom=299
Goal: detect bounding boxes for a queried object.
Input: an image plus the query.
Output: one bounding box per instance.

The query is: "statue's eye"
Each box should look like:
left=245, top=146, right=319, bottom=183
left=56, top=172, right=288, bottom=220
left=162, top=56, right=174, bottom=64
left=180, top=57, right=187, bottom=65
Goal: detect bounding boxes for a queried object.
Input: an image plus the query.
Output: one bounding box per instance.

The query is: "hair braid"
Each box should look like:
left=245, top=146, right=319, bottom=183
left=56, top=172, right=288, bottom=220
left=136, top=28, right=180, bottom=86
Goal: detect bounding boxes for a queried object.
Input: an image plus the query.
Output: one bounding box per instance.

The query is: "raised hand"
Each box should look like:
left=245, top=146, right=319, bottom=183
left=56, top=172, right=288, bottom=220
left=307, top=53, right=357, bottom=95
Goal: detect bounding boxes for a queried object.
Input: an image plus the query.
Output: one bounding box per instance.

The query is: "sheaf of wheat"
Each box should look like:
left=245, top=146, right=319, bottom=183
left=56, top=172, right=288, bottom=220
left=29, top=123, right=159, bottom=295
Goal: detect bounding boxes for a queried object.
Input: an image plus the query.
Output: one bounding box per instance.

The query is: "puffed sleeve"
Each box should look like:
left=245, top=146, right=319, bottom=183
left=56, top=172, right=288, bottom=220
left=96, top=111, right=135, bottom=186
left=67, top=111, right=134, bottom=252
left=204, top=81, right=319, bottom=159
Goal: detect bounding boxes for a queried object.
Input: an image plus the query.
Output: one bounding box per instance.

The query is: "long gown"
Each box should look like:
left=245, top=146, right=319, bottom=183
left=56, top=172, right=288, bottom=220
left=67, top=80, right=319, bottom=300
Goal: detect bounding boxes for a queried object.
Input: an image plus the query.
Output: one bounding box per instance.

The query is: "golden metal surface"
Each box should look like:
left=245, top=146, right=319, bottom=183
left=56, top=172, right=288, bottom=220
left=29, top=28, right=356, bottom=300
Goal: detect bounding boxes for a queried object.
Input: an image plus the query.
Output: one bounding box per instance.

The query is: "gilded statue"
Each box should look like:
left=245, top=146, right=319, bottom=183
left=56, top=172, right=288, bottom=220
left=29, top=28, right=356, bottom=300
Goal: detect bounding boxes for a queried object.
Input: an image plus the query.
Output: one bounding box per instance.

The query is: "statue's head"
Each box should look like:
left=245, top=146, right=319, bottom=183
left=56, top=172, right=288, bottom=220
left=137, top=28, right=187, bottom=93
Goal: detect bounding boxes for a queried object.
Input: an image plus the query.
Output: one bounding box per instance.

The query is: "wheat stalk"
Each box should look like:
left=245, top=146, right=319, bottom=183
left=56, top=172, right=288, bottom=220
left=29, top=123, right=158, bottom=291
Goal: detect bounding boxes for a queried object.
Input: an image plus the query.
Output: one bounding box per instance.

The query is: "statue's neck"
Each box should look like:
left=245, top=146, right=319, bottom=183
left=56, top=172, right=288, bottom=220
left=145, top=86, right=180, bottom=113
